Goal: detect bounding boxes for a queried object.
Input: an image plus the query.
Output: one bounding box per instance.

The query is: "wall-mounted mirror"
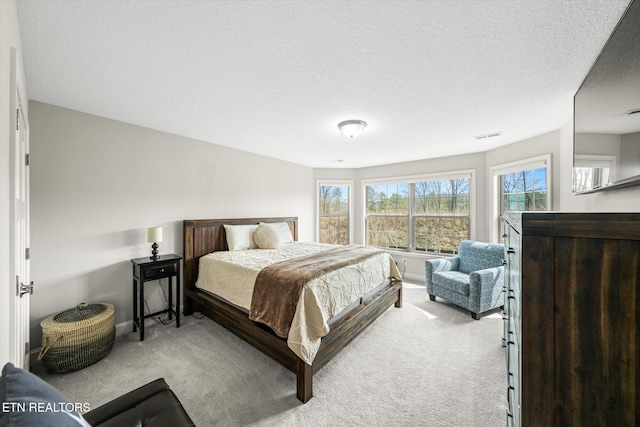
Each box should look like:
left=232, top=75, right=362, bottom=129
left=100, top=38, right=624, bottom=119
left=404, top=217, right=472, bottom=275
left=573, top=0, right=640, bottom=194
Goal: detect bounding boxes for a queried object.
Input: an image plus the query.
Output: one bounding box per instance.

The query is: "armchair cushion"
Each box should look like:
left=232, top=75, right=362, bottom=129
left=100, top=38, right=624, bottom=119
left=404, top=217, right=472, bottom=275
left=425, top=256, right=460, bottom=295
left=432, top=271, right=470, bottom=296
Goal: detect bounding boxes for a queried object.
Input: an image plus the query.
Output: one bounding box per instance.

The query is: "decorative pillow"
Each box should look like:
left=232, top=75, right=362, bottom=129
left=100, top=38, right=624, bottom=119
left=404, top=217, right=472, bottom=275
left=0, top=362, right=90, bottom=426
left=254, top=223, right=282, bottom=249
left=223, top=224, right=258, bottom=251
left=262, top=222, right=294, bottom=243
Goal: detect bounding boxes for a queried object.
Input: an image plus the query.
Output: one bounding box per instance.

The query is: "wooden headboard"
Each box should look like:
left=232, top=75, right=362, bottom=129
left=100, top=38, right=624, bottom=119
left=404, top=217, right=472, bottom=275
left=182, top=217, right=298, bottom=290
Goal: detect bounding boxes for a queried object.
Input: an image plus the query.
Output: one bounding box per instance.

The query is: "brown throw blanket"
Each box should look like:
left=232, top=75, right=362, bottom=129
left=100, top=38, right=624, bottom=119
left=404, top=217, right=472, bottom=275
left=249, top=245, right=386, bottom=338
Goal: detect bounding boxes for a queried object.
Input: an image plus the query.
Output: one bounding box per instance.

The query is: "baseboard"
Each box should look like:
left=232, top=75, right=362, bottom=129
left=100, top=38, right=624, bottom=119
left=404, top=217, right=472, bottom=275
left=402, top=272, right=426, bottom=284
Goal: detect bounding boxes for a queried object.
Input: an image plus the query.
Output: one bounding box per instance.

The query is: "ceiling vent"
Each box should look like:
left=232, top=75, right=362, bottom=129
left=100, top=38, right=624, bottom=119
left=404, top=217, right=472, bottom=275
left=474, top=132, right=502, bottom=140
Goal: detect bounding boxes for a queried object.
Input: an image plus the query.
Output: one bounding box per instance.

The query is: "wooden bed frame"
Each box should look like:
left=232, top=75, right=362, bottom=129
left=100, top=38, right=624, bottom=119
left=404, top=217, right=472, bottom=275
left=182, top=217, right=402, bottom=402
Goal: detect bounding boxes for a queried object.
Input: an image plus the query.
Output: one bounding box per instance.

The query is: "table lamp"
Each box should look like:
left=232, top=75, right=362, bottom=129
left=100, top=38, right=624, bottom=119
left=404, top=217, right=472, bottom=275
left=147, top=226, right=163, bottom=260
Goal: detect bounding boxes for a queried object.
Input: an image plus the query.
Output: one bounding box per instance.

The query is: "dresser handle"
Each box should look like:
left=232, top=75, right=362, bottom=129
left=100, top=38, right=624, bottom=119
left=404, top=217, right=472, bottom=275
left=507, top=372, right=516, bottom=390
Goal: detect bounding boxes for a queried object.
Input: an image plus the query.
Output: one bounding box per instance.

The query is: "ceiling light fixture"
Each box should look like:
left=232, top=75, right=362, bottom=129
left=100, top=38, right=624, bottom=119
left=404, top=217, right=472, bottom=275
left=338, top=120, right=367, bottom=138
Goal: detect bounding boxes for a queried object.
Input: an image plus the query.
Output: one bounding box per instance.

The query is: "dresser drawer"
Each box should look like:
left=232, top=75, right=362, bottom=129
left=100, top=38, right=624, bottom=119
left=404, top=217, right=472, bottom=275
left=142, top=262, right=178, bottom=280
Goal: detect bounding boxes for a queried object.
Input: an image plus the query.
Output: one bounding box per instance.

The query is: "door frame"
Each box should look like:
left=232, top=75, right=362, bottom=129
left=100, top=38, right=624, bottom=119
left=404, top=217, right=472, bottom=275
left=5, top=46, right=31, bottom=369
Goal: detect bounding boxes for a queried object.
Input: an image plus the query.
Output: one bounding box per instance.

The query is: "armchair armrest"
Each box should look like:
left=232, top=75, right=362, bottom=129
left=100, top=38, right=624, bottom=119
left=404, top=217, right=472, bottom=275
left=468, top=266, right=505, bottom=313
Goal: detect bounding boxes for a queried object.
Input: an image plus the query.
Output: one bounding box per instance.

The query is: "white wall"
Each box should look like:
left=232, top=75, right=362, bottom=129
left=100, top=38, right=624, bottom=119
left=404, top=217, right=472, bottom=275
left=29, top=102, right=314, bottom=345
left=574, top=133, right=621, bottom=157
left=620, top=132, right=640, bottom=179
left=1, top=0, right=28, bottom=367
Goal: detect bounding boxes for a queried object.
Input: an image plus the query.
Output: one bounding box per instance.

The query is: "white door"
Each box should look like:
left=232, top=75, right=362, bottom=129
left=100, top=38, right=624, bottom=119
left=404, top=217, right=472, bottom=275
left=9, top=47, right=31, bottom=369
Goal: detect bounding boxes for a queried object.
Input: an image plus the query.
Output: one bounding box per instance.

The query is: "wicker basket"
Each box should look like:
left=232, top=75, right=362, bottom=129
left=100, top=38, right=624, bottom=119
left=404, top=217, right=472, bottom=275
left=38, top=303, right=115, bottom=374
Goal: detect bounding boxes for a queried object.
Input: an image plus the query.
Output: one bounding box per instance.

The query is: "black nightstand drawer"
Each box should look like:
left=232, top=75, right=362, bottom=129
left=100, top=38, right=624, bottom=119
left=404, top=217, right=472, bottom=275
left=143, top=262, right=177, bottom=280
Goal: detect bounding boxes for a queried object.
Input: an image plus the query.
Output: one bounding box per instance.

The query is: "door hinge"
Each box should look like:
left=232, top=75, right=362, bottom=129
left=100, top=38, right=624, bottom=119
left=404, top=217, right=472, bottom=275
left=24, top=342, right=29, bottom=356
left=25, top=153, right=30, bottom=166
left=25, top=248, right=30, bottom=260
left=16, top=109, right=19, bottom=130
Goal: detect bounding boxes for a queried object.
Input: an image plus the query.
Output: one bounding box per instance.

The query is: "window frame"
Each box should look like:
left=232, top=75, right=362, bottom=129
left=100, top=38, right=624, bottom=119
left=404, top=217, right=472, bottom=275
left=362, top=169, right=476, bottom=255
left=316, top=180, right=353, bottom=244
left=489, top=154, right=552, bottom=243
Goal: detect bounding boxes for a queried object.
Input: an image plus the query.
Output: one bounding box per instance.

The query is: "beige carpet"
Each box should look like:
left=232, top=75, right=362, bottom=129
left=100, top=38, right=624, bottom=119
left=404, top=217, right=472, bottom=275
left=32, top=283, right=507, bottom=426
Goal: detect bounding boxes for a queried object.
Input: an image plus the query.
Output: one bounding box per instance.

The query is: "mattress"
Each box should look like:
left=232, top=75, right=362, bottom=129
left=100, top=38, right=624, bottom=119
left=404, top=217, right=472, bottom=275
left=195, top=241, right=401, bottom=364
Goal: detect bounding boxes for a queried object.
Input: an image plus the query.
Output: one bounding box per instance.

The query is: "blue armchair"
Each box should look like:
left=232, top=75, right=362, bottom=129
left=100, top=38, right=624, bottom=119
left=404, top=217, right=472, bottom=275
left=425, top=240, right=505, bottom=319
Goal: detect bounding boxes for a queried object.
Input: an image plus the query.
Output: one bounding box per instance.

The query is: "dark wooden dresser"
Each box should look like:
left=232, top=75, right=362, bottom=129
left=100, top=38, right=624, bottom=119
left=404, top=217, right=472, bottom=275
left=503, top=212, right=639, bottom=426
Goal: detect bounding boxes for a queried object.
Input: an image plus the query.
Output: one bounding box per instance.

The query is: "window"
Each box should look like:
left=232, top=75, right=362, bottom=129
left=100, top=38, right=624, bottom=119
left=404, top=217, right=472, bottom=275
left=413, top=179, right=470, bottom=254
left=317, top=182, right=351, bottom=244
left=490, top=155, right=551, bottom=242
left=364, top=171, right=474, bottom=254
left=501, top=168, right=547, bottom=212
left=573, top=154, right=615, bottom=192
left=366, top=183, right=409, bottom=250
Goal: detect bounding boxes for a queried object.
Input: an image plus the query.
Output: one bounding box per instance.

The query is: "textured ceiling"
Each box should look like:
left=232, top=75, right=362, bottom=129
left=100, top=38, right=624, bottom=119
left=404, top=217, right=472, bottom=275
left=16, top=0, right=631, bottom=168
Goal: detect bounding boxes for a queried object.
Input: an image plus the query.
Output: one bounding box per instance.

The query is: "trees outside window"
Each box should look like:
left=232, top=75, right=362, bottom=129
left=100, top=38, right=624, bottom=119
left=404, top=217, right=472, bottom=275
left=413, top=179, right=470, bottom=254
left=318, top=183, right=350, bottom=244
left=501, top=167, right=547, bottom=212
left=366, top=183, right=409, bottom=249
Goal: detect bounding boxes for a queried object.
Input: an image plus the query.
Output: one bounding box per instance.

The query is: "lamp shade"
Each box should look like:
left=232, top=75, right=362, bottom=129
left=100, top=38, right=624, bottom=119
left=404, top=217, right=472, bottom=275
left=338, top=120, right=367, bottom=138
left=147, top=226, right=163, bottom=243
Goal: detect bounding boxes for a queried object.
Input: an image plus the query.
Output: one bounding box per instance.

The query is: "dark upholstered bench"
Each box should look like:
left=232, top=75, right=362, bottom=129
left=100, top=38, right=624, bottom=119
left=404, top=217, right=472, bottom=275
left=83, top=378, right=195, bottom=427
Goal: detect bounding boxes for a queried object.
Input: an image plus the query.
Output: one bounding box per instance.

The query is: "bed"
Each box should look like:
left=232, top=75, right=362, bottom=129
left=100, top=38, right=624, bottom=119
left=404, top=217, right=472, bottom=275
left=182, top=217, right=402, bottom=402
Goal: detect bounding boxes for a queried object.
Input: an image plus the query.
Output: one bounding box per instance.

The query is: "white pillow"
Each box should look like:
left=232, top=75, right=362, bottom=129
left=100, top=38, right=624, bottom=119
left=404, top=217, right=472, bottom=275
left=223, top=224, right=258, bottom=251
left=254, top=223, right=281, bottom=249
left=262, top=221, right=294, bottom=243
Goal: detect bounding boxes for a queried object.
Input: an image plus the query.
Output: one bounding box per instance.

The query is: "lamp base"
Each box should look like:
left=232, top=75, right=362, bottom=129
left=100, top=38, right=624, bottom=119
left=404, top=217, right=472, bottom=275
left=150, top=242, right=159, bottom=260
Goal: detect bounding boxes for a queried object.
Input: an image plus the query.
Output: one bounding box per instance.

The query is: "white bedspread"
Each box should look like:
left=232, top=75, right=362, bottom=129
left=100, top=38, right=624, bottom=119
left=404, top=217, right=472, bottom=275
left=195, top=241, right=401, bottom=364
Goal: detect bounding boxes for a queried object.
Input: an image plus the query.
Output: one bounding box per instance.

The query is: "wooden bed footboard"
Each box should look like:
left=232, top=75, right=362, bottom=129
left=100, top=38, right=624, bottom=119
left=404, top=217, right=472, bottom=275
left=182, top=217, right=402, bottom=402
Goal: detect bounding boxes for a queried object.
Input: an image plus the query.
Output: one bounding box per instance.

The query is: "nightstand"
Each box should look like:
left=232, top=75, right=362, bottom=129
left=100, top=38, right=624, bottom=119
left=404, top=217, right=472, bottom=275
left=131, top=254, right=182, bottom=341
